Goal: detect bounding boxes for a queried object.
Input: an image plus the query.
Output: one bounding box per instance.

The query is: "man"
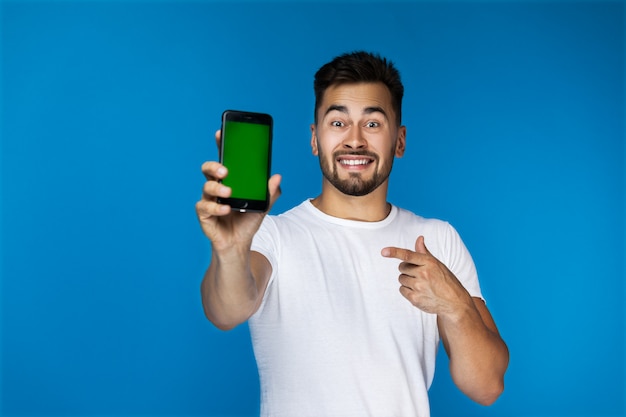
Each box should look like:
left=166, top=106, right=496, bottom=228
left=196, top=51, right=509, bottom=416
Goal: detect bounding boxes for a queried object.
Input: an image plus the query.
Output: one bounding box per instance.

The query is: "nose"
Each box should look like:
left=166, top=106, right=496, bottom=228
left=343, top=126, right=367, bottom=150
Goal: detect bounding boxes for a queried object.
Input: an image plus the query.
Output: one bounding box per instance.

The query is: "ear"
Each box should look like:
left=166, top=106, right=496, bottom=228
left=395, top=125, right=407, bottom=157
left=310, top=124, right=319, bottom=156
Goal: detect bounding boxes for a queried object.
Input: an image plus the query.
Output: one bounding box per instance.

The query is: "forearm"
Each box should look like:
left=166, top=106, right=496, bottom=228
left=201, top=246, right=261, bottom=330
left=439, top=298, right=509, bottom=405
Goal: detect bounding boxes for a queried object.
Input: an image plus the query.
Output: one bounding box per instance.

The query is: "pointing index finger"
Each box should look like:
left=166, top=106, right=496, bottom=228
left=381, top=246, right=413, bottom=262
left=381, top=246, right=429, bottom=266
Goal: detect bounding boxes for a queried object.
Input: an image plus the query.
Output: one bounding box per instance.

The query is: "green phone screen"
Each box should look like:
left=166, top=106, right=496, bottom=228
left=221, top=120, right=270, bottom=201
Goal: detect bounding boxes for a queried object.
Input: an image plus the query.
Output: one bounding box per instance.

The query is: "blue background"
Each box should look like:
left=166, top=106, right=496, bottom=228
left=1, top=0, right=624, bottom=416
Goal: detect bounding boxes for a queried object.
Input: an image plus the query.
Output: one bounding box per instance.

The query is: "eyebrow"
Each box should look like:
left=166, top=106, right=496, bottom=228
left=324, top=105, right=388, bottom=119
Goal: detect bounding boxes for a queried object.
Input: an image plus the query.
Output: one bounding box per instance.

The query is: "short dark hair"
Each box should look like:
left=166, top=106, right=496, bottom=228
left=313, top=51, right=404, bottom=125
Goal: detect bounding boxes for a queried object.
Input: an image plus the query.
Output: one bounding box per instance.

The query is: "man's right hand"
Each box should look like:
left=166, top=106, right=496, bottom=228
left=195, top=130, right=282, bottom=253
left=196, top=130, right=281, bottom=329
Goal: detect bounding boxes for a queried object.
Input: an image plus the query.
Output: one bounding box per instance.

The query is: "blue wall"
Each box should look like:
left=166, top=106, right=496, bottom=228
left=1, top=1, right=624, bottom=416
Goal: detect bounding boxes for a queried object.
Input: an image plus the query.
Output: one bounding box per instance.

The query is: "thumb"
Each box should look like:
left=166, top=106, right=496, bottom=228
left=267, top=174, right=282, bottom=209
left=415, top=235, right=431, bottom=255
left=214, top=129, right=221, bottom=149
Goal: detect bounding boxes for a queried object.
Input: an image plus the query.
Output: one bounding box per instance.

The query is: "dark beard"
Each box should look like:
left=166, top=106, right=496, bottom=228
left=319, top=151, right=393, bottom=197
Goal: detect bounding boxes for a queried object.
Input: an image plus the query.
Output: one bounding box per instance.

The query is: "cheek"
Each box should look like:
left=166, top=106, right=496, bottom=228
left=368, top=138, right=395, bottom=158
left=314, top=133, right=343, bottom=157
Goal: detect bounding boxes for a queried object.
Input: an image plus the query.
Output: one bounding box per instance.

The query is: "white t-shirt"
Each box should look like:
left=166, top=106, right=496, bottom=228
left=249, top=200, right=482, bottom=417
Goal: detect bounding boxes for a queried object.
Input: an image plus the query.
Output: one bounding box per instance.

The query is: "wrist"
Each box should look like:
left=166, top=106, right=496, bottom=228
left=438, top=293, right=478, bottom=326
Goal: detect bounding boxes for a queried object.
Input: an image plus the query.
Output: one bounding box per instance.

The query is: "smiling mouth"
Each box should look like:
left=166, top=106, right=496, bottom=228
left=336, top=154, right=375, bottom=167
left=339, top=158, right=372, bottom=166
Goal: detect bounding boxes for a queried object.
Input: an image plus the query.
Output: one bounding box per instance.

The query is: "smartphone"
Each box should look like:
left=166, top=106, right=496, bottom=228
left=217, top=110, right=273, bottom=212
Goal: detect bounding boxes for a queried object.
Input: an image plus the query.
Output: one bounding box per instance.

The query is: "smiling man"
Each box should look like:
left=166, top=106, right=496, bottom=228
left=196, top=51, right=509, bottom=417
left=310, top=81, right=405, bottom=219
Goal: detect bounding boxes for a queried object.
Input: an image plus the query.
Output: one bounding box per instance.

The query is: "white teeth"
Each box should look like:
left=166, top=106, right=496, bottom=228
left=340, top=159, right=370, bottom=166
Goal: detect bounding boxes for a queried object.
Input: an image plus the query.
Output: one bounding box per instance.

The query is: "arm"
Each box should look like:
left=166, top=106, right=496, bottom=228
left=200, top=244, right=272, bottom=331
left=195, top=131, right=281, bottom=330
left=381, top=236, right=509, bottom=405
left=438, top=296, right=509, bottom=405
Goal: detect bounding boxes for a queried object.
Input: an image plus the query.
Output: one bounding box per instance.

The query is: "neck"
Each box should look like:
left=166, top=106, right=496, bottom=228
left=311, top=182, right=391, bottom=222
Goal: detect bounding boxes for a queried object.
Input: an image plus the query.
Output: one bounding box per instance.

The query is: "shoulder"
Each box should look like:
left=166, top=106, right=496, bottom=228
left=392, top=205, right=452, bottom=233
left=267, top=200, right=311, bottom=220
left=255, top=200, right=312, bottom=241
left=390, top=206, right=467, bottom=259
left=261, top=200, right=319, bottom=229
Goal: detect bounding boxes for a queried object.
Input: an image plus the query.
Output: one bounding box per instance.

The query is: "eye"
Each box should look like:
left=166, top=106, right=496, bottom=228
left=366, top=121, right=380, bottom=128
left=331, top=120, right=345, bottom=127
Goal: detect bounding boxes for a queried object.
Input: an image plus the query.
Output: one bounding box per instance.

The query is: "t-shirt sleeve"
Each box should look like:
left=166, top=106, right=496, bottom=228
left=441, top=222, right=483, bottom=301
left=250, top=216, right=279, bottom=307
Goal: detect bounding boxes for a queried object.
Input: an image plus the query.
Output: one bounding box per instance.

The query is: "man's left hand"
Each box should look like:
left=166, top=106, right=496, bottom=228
left=381, top=236, right=473, bottom=317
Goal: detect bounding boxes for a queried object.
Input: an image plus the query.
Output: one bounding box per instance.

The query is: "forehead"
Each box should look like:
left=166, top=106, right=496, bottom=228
left=319, top=82, right=394, bottom=115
